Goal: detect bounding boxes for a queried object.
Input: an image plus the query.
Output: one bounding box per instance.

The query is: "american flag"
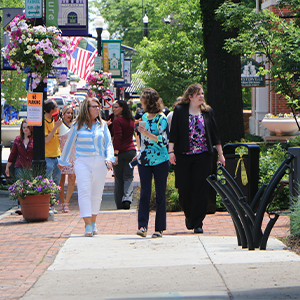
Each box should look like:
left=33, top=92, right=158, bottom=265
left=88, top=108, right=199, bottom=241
left=69, top=36, right=82, bottom=53
left=68, top=38, right=98, bottom=81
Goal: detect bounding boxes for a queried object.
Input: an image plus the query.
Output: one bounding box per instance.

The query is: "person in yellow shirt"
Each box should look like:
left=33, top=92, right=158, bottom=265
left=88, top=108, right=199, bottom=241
left=44, top=99, right=62, bottom=213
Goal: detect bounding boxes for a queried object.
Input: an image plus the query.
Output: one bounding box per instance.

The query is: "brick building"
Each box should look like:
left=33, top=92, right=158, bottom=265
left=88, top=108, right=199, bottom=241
left=250, top=0, right=294, bottom=136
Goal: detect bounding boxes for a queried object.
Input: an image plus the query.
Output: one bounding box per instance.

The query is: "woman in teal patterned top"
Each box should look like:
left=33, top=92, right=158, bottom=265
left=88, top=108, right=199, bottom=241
left=135, top=88, right=169, bottom=238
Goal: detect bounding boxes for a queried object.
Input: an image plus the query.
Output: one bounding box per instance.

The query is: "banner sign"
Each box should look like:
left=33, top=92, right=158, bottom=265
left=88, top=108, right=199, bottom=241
left=2, top=8, right=25, bottom=70
left=241, top=59, right=265, bottom=87
left=45, top=0, right=89, bottom=36
left=27, top=92, right=43, bottom=126
left=102, top=40, right=122, bottom=78
left=94, top=56, right=102, bottom=72
left=115, top=58, right=131, bottom=87
left=124, top=59, right=132, bottom=85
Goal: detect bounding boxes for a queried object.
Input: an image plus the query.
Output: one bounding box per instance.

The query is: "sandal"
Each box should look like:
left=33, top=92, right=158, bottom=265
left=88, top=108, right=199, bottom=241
left=137, top=227, right=147, bottom=238
left=62, top=203, right=70, bottom=213
left=85, top=225, right=93, bottom=237
left=91, top=222, right=98, bottom=235
left=152, top=231, right=163, bottom=238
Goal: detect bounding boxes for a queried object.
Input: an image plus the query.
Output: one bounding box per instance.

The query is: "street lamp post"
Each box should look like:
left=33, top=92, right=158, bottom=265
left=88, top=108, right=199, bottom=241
left=95, top=14, right=106, bottom=116
left=95, top=14, right=105, bottom=58
left=143, top=7, right=149, bottom=38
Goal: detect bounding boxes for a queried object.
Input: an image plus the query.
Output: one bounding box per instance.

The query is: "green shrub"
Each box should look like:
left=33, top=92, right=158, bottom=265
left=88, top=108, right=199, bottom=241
left=132, top=103, right=137, bottom=113
left=259, top=143, right=289, bottom=211
left=150, top=171, right=181, bottom=212
left=140, top=141, right=293, bottom=213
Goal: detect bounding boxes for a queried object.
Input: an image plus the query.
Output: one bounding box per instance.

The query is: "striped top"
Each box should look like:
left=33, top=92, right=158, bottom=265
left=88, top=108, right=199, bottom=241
left=58, top=119, right=115, bottom=167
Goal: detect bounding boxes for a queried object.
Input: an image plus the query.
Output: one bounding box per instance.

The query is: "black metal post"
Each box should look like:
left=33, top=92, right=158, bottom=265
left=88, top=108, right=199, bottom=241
left=31, top=17, right=46, bottom=178
left=96, top=28, right=103, bottom=57
left=32, top=81, right=46, bottom=178
left=144, top=22, right=148, bottom=38
left=0, top=16, right=7, bottom=184
left=96, top=27, right=103, bottom=110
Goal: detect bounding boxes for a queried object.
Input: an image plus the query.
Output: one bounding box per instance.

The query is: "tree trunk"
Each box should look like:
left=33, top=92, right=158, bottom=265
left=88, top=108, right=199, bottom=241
left=200, top=0, right=244, bottom=145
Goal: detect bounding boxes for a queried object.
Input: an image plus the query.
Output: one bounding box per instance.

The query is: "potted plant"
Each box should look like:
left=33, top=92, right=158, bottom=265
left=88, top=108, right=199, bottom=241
left=1, top=14, right=72, bottom=89
left=8, top=175, right=60, bottom=222
left=261, top=113, right=300, bottom=136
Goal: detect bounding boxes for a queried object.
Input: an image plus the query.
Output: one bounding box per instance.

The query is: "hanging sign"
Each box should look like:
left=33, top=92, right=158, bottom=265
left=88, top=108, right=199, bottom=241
left=102, top=40, right=122, bottom=78
left=241, top=58, right=265, bottom=87
left=94, top=56, right=102, bottom=72
left=124, top=58, right=132, bottom=85
left=27, top=92, right=43, bottom=126
left=25, top=0, right=43, bottom=18
left=102, top=95, right=113, bottom=109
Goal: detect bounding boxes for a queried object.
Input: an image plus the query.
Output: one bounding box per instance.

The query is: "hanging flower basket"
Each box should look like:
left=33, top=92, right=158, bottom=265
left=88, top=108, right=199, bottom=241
left=1, top=14, right=72, bottom=89
left=86, top=71, right=113, bottom=98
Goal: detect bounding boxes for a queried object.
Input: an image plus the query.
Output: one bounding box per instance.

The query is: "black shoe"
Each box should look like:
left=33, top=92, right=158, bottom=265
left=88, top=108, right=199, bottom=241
left=194, top=227, right=203, bottom=234
left=15, top=209, right=22, bottom=215
left=122, top=201, right=131, bottom=209
left=185, top=218, right=192, bottom=230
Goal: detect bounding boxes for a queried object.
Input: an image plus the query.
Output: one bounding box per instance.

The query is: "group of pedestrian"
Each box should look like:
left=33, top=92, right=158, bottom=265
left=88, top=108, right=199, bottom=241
left=133, top=84, right=225, bottom=237
left=6, top=83, right=225, bottom=238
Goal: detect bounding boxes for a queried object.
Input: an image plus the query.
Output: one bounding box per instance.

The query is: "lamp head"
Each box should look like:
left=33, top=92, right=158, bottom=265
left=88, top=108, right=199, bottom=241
left=143, top=14, right=148, bottom=24
left=143, top=6, right=148, bottom=24
left=95, top=14, right=105, bottom=29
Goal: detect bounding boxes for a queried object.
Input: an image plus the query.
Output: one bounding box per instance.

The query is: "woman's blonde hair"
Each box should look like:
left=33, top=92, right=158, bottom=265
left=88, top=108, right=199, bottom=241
left=61, top=104, right=73, bottom=116
left=177, top=84, right=210, bottom=112
left=75, top=97, right=102, bottom=130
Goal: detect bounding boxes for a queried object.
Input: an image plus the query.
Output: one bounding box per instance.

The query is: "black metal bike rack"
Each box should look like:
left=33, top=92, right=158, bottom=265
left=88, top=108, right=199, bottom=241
left=207, top=152, right=295, bottom=250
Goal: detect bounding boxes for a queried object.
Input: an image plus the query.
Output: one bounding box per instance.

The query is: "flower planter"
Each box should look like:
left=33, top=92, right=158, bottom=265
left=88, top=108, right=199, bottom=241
left=261, top=118, right=300, bottom=136
left=1, top=125, right=20, bottom=147
left=20, top=194, right=50, bottom=222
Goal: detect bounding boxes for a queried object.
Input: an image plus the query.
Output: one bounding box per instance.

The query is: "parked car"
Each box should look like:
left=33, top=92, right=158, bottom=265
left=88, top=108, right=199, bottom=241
left=48, top=79, right=59, bottom=94
left=74, top=92, right=88, bottom=99
left=76, top=87, right=89, bottom=94
left=47, top=81, right=54, bottom=96
left=73, top=95, right=86, bottom=103
left=48, top=96, right=66, bottom=110
left=69, top=72, right=80, bottom=82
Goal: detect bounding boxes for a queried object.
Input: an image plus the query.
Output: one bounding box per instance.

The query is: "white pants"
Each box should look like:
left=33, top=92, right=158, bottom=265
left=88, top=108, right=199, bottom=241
left=75, top=156, right=108, bottom=218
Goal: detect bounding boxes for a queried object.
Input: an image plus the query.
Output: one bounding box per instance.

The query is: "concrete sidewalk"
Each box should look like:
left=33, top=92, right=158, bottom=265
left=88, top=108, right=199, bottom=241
left=0, top=165, right=299, bottom=299
left=21, top=235, right=300, bottom=300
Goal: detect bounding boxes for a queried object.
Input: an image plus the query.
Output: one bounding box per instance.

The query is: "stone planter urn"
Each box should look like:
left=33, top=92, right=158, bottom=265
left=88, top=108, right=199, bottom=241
left=20, top=194, right=50, bottom=222
left=261, top=118, right=300, bottom=136
left=1, top=125, right=20, bottom=147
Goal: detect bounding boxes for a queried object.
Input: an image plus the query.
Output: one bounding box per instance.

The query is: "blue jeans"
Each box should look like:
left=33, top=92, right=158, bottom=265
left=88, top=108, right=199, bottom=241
left=45, top=157, right=61, bottom=202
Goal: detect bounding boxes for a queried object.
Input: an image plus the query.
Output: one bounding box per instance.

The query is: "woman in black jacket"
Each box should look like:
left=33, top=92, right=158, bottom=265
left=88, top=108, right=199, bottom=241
left=169, top=84, right=225, bottom=233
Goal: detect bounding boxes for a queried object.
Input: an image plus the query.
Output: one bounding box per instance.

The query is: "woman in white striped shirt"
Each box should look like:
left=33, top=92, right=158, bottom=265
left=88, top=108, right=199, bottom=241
left=59, top=97, right=115, bottom=237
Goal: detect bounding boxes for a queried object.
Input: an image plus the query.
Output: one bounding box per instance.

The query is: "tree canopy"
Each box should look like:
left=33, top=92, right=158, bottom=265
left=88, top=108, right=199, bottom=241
left=216, top=1, right=300, bottom=114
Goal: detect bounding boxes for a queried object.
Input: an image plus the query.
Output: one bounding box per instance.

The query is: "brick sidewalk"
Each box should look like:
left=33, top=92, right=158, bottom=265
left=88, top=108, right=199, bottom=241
left=0, top=191, right=290, bottom=300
